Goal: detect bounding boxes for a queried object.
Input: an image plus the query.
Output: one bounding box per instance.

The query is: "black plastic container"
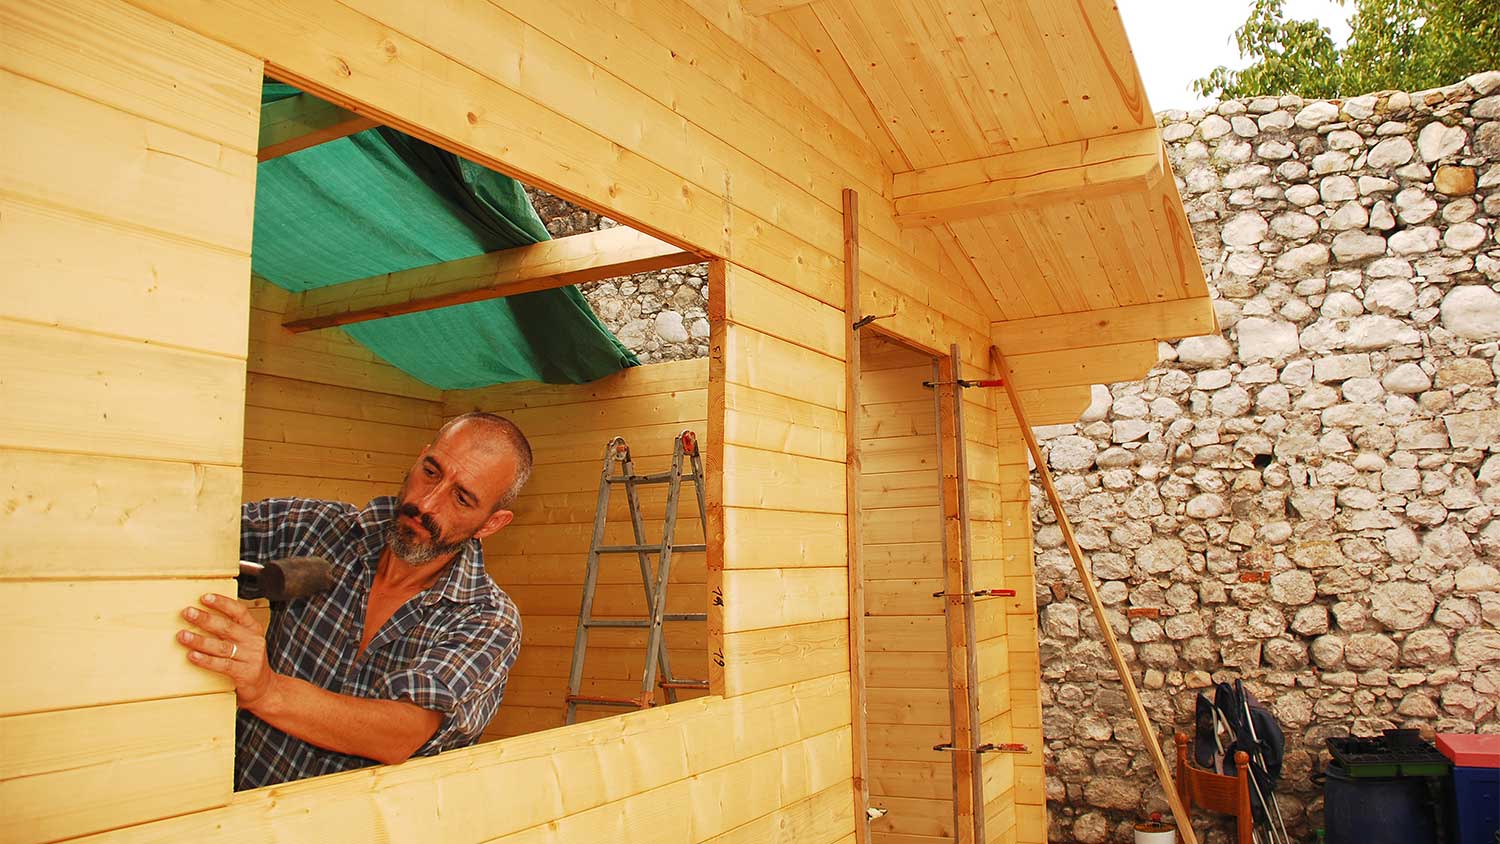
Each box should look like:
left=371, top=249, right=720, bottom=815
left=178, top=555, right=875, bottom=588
left=1324, top=762, right=1444, bottom=844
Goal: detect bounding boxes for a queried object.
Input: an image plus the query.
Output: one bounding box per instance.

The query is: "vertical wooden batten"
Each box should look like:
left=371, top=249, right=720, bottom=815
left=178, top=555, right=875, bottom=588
left=706, top=259, right=729, bottom=698
left=934, top=353, right=982, bottom=844
left=842, top=189, right=871, bottom=844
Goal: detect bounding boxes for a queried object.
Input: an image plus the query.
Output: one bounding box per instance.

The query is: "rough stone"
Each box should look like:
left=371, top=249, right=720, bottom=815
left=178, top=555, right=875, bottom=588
left=1417, top=122, right=1467, bottom=161
left=1440, top=286, right=1500, bottom=340
left=1331, top=231, right=1388, bottom=263
left=1435, top=165, right=1477, bottom=195
left=1371, top=582, right=1437, bottom=631
left=1295, top=101, right=1340, bottom=129
left=1367, top=136, right=1415, bottom=169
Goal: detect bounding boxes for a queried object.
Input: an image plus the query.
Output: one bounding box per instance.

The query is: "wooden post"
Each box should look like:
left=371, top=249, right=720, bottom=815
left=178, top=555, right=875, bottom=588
left=989, top=345, right=1199, bottom=844
left=935, top=353, right=981, bottom=844
left=842, top=188, right=871, bottom=844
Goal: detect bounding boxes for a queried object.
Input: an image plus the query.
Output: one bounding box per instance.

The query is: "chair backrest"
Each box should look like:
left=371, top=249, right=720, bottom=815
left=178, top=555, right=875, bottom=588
left=1175, top=732, right=1254, bottom=844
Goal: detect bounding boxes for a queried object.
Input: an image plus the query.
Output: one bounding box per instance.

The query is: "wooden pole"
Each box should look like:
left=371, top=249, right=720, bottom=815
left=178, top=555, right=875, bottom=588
left=842, top=188, right=871, bottom=844
left=935, top=354, right=979, bottom=844
left=988, top=344, right=1199, bottom=844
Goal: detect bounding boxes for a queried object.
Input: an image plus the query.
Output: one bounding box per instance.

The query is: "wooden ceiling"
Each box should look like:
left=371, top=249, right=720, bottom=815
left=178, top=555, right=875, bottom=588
left=753, top=0, right=1212, bottom=333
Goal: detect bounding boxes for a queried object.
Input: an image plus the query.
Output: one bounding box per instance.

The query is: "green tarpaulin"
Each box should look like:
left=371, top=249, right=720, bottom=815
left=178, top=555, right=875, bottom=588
left=252, top=85, right=638, bottom=389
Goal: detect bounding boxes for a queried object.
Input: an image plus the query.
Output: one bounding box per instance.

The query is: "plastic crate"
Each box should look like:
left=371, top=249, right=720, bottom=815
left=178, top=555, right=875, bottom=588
left=1327, top=729, right=1451, bottom=778
left=1437, top=734, right=1500, bottom=844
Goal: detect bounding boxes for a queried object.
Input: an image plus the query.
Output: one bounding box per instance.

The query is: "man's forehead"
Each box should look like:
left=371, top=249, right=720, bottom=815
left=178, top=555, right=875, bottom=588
left=425, top=427, right=516, bottom=490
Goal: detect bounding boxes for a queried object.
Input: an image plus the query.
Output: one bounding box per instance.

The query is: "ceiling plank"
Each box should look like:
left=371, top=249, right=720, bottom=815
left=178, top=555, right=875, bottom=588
left=992, top=298, right=1218, bottom=356
left=742, top=0, right=817, bottom=14
left=258, top=93, right=379, bottom=162
left=282, top=226, right=703, bottom=332
left=891, top=128, right=1163, bottom=227
left=1002, top=339, right=1159, bottom=390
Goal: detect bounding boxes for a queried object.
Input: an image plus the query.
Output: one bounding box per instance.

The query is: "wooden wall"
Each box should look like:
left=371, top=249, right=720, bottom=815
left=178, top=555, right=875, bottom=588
left=443, top=359, right=711, bottom=738
left=8, top=0, right=1066, bottom=841
left=241, top=279, right=444, bottom=507
left=856, top=334, right=953, bottom=843
left=991, top=413, right=1048, bottom=844
left=0, top=1, right=258, bottom=841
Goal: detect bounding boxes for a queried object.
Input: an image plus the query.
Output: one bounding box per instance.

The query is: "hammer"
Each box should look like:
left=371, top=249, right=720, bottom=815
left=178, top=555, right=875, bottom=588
left=237, top=557, right=336, bottom=602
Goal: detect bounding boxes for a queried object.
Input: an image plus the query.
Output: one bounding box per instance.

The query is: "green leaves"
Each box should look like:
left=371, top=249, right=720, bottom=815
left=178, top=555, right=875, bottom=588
left=1192, top=0, right=1500, bottom=100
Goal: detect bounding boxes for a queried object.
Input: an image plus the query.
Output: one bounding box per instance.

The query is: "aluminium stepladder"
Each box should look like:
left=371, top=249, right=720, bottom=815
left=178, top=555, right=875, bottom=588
left=564, top=430, right=709, bottom=724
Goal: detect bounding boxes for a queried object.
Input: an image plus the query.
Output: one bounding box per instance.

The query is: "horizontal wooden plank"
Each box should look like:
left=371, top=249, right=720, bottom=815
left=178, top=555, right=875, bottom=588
left=723, top=265, right=846, bottom=360
left=1003, top=340, right=1160, bottom=391
left=705, top=781, right=855, bottom=844
left=446, top=358, right=707, bottom=414
left=721, top=508, right=847, bottom=570
left=0, top=0, right=259, bottom=152
left=0, top=579, right=234, bottom=715
left=243, top=404, right=429, bottom=457
left=0, top=693, right=233, bottom=844
left=0, top=67, right=255, bottom=253
left=992, top=297, right=1218, bottom=355
left=721, top=568, right=847, bottom=633
left=0, top=319, right=246, bottom=465
left=241, top=473, right=390, bottom=507
left=865, top=616, right=946, bottom=654
left=864, top=722, right=942, bottom=761
left=723, top=328, right=845, bottom=412
left=721, top=619, right=848, bottom=696
left=868, top=759, right=953, bottom=802
left=0, top=449, right=240, bottom=580
left=285, top=226, right=701, bottom=331
left=721, top=446, right=845, bottom=514
left=870, top=794, right=953, bottom=838
left=0, top=197, right=251, bottom=358
left=724, top=383, right=846, bottom=463
left=245, top=373, right=442, bottom=428
left=74, top=672, right=850, bottom=842
left=892, top=129, right=1164, bottom=227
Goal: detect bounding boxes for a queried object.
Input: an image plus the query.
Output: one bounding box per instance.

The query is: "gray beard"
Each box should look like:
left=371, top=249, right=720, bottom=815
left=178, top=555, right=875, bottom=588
left=385, top=522, right=464, bottom=566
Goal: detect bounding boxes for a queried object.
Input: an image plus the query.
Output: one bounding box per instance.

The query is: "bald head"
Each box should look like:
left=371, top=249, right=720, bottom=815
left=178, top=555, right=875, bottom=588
left=435, top=412, right=533, bottom=510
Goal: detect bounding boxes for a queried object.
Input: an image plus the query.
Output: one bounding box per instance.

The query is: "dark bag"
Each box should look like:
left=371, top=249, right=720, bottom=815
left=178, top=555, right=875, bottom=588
left=1194, top=680, right=1286, bottom=825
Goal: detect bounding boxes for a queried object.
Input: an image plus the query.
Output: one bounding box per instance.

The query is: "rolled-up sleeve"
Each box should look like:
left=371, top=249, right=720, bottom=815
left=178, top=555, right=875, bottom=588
left=374, top=596, right=522, bottom=753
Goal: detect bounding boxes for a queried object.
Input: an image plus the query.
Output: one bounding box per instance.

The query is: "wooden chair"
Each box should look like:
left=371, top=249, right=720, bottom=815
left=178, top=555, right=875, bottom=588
left=1175, top=732, right=1254, bottom=844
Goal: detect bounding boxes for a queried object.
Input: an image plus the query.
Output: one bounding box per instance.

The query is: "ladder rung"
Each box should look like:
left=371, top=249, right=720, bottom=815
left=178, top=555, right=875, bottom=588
left=566, top=694, right=652, bottom=708
left=607, top=473, right=702, bottom=485
left=596, top=543, right=707, bottom=554
left=658, top=679, right=710, bottom=690
left=584, top=613, right=706, bottom=628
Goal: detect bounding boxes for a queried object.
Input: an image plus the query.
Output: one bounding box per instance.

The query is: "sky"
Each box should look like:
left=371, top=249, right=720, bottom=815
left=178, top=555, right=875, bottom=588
left=1115, top=0, right=1355, bottom=111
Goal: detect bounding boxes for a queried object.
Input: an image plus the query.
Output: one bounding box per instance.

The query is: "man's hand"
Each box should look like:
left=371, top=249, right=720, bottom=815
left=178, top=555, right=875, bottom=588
left=177, top=593, right=278, bottom=708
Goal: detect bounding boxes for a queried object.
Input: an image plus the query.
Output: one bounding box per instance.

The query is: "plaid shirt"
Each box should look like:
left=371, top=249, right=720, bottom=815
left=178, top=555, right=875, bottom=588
left=236, top=496, right=521, bottom=790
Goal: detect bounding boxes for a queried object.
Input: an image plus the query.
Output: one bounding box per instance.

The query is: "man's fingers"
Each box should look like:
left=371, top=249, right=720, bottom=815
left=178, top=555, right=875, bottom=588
left=181, top=606, right=233, bottom=637
left=202, top=593, right=256, bottom=628
left=186, top=649, right=235, bottom=675
left=177, top=629, right=238, bottom=659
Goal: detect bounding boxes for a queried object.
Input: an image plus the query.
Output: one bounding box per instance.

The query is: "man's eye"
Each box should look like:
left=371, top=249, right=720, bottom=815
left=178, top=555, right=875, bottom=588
left=423, top=465, right=438, bottom=477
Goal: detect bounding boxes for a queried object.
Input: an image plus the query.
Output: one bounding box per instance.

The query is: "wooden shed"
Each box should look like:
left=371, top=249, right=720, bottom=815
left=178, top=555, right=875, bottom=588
left=0, top=1, right=1216, bottom=842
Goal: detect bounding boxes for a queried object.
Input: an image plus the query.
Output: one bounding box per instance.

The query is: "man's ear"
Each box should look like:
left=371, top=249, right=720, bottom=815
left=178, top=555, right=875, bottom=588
left=474, top=508, right=514, bottom=541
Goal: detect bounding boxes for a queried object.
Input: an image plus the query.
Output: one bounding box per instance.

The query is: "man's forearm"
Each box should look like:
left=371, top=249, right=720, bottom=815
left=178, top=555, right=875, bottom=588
left=247, top=673, right=442, bottom=765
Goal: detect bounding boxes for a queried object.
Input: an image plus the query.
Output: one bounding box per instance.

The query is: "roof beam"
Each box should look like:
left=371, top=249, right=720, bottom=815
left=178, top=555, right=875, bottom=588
left=992, top=298, right=1219, bottom=356
left=892, top=128, right=1165, bottom=227
left=258, top=93, right=379, bottom=162
left=283, top=226, right=703, bottom=332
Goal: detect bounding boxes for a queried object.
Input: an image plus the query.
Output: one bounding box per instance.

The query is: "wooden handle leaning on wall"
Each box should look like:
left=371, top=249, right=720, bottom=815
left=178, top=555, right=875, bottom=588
left=987, top=344, right=1199, bottom=844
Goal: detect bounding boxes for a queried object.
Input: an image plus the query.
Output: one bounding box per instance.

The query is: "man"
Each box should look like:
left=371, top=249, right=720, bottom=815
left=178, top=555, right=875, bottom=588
left=176, top=412, right=530, bottom=790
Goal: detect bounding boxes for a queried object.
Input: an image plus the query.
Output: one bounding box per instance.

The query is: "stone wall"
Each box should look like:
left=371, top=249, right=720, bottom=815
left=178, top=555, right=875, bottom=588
left=1037, top=73, right=1500, bottom=844
left=525, top=188, right=710, bottom=363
